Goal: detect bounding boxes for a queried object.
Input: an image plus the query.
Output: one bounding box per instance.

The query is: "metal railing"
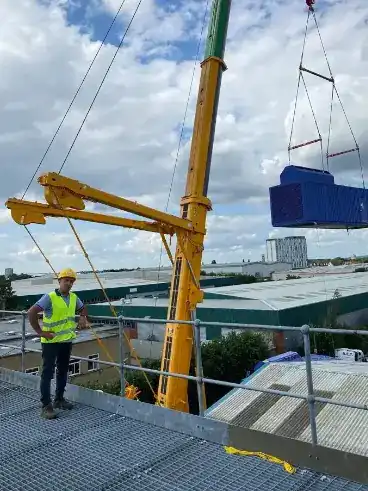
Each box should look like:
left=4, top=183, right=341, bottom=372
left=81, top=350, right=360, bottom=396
left=1, top=309, right=368, bottom=446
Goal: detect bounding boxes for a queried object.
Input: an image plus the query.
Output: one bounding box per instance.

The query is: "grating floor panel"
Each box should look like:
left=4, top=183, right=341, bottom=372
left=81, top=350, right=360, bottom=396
left=1, top=381, right=367, bottom=491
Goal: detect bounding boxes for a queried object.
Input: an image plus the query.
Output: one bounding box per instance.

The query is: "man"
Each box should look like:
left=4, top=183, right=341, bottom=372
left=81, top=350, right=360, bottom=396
left=28, top=268, right=88, bottom=419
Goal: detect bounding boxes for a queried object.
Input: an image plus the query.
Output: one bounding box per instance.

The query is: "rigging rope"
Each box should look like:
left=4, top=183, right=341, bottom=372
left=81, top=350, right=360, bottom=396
left=21, top=0, right=128, bottom=199
left=154, top=0, right=211, bottom=309
left=63, top=211, right=158, bottom=402
left=58, top=0, right=143, bottom=175
left=287, top=8, right=311, bottom=163
left=288, top=4, right=365, bottom=188
left=51, top=0, right=157, bottom=400
left=24, top=226, right=58, bottom=276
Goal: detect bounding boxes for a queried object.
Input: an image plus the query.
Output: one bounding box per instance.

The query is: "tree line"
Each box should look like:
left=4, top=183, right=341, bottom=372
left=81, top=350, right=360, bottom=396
left=0, top=277, right=17, bottom=311
left=309, top=320, right=368, bottom=356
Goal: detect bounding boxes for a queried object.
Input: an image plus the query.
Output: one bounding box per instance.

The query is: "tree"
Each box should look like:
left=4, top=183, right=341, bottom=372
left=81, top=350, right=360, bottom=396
left=0, top=278, right=17, bottom=310
left=286, top=274, right=301, bottom=280
left=331, top=257, right=345, bottom=266
left=308, top=319, right=368, bottom=357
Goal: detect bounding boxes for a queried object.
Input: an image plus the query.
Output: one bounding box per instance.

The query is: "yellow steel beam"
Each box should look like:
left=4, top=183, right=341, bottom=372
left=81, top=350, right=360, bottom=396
left=38, top=172, right=195, bottom=233
left=159, top=231, right=174, bottom=265
left=5, top=198, right=174, bottom=235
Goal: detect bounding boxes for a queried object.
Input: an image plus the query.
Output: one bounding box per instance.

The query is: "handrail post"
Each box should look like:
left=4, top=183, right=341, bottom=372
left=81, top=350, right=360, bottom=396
left=21, top=311, right=26, bottom=372
left=302, top=324, right=318, bottom=445
left=192, top=312, right=206, bottom=416
left=118, top=316, right=125, bottom=398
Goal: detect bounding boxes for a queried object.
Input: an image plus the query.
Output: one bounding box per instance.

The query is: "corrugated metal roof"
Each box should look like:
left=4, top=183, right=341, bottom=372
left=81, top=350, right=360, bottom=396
left=12, top=277, right=168, bottom=297
left=206, top=361, right=368, bottom=457
left=1, top=371, right=367, bottom=490
left=204, top=273, right=368, bottom=309
left=99, top=296, right=270, bottom=311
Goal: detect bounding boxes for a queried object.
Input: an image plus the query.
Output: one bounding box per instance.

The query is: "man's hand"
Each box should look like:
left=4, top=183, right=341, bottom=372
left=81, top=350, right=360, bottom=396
left=41, top=331, right=55, bottom=340
left=78, top=316, right=89, bottom=330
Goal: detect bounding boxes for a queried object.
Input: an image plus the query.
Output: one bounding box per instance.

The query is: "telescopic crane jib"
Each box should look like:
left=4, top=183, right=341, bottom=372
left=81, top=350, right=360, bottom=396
left=5, top=0, right=233, bottom=413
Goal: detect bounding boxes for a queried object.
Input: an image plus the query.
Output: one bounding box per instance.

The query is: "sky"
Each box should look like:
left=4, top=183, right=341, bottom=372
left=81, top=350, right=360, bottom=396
left=1, top=0, right=368, bottom=274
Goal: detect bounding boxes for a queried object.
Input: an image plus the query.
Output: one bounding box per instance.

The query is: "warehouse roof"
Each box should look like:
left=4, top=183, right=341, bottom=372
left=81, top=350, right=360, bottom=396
left=12, top=276, right=168, bottom=297
left=1, top=367, right=367, bottom=489
left=102, top=296, right=270, bottom=311
left=204, top=272, right=368, bottom=309
left=289, top=264, right=368, bottom=277
left=202, top=260, right=291, bottom=269
left=11, top=275, right=253, bottom=308
left=206, top=361, right=368, bottom=457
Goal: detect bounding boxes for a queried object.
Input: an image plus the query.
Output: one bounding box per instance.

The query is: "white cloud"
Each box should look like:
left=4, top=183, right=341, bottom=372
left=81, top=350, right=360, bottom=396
left=1, top=0, right=368, bottom=276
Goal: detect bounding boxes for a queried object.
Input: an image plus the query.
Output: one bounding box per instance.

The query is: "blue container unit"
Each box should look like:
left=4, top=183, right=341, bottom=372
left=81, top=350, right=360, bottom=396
left=253, top=351, right=302, bottom=371
left=253, top=351, right=333, bottom=372
left=269, top=165, right=368, bottom=229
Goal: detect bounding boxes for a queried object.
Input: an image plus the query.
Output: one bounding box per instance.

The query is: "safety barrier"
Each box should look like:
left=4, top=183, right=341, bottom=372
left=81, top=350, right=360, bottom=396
left=1, top=308, right=367, bottom=447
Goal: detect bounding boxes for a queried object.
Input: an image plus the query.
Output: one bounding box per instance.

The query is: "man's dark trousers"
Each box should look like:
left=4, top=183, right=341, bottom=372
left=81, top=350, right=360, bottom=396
left=40, top=342, right=72, bottom=406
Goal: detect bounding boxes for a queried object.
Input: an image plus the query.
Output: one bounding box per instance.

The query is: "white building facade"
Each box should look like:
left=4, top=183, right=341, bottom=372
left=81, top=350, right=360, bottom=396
left=266, top=236, right=308, bottom=269
left=200, top=261, right=291, bottom=278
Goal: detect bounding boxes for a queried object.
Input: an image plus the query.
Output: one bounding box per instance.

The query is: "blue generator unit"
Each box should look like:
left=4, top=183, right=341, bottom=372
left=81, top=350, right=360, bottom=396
left=269, top=165, right=368, bottom=229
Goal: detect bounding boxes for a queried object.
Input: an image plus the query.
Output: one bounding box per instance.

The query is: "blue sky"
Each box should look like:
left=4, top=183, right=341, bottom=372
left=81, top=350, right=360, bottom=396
left=63, top=0, right=207, bottom=61
left=65, top=1, right=123, bottom=45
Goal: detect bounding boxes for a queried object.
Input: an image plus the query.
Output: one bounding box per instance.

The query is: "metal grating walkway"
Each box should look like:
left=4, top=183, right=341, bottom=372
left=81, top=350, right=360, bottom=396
left=1, top=381, right=367, bottom=491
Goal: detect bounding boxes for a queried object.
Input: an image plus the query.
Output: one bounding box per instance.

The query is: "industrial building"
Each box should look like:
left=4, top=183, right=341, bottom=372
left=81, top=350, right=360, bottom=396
left=78, top=272, right=368, bottom=358
left=4, top=272, right=287, bottom=380
left=272, top=263, right=368, bottom=280
left=11, top=276, right=171, bottom=309
left=4, top=267, right=14, bottom=278
left=87, top=272, right=368, bottom=329
left=8, top=269, right=368, bottom=362
left=206, top=361, right=368, bottom=457
left=200, top=260, right=291, bottom=277
left=266, top=236, right=308, bottom=269
left=11, top=269, right=280, bottom=310
left=202, top=273, right=368, bottom=329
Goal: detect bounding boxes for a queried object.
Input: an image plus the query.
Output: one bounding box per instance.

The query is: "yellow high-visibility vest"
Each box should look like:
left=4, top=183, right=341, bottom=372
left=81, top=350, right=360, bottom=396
left=41, top=291, right=77, bottom=344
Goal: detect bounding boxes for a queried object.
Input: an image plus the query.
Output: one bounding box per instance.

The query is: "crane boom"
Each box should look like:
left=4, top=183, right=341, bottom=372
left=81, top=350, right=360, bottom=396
left=157, top=0, right=232, bottom=411
left=5, top=0, right=232, bottom=413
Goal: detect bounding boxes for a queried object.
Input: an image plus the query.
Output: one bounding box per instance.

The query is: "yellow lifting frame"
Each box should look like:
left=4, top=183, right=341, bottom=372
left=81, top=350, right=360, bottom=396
left=35, top=172, right=193, bottom=231
left=6, top=197, right=175, bottom=236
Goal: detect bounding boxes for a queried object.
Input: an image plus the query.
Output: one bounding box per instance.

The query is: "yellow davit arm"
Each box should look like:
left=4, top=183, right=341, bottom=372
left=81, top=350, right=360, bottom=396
left=38, top=172, right=194, bottom=232
left=5, top=171, right=194, bottom=236
left=5, top=198, right=174, bottom=235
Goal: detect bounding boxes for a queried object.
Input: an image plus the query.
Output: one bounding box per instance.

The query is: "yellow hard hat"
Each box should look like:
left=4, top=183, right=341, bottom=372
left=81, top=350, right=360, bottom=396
left=58, top=268, right=77, bottom=281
